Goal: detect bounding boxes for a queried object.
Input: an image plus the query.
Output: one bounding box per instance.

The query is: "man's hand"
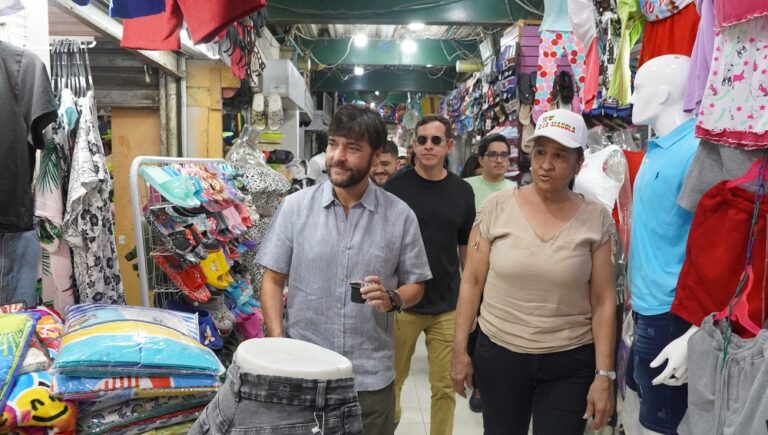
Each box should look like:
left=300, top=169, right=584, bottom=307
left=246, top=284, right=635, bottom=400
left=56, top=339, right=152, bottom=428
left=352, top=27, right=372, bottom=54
left=361, top=276, right=392, bottom=312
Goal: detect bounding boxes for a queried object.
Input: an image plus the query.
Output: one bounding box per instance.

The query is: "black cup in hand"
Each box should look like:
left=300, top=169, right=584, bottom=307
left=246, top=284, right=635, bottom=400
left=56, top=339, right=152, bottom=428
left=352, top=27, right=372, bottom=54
left=350, top=282, right=365, bottom=304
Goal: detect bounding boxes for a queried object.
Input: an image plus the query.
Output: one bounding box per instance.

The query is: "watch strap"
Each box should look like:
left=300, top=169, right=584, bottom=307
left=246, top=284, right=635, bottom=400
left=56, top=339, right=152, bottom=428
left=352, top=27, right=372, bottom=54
left=595, top=369, right=616, bottom=380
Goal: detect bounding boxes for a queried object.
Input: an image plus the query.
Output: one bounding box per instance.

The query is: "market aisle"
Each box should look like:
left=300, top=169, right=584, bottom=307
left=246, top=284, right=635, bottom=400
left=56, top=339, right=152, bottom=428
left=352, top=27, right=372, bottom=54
left=396, top=334, right=484, bottom=435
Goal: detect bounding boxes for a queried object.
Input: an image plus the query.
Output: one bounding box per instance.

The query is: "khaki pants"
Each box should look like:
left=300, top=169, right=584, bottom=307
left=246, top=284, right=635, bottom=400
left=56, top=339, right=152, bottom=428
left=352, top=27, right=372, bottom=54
left=358, top=382, right=395, bottom=435
left=394, top=310, right=456, bottom=435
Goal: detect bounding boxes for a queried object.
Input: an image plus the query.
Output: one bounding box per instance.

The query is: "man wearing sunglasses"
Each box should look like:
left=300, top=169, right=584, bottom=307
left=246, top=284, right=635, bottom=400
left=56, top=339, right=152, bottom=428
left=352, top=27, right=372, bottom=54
left=384, top=115, right=476, bottom=435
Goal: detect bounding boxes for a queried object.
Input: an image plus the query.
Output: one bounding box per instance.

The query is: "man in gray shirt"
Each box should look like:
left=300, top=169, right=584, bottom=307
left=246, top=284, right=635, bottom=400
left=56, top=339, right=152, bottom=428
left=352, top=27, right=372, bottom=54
left=256, top=104, right=432, bottom=435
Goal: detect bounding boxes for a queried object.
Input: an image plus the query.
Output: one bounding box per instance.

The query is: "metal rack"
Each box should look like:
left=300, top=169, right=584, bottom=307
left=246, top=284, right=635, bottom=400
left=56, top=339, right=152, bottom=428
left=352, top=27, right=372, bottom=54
left=129, top=156, right=227, bottom=307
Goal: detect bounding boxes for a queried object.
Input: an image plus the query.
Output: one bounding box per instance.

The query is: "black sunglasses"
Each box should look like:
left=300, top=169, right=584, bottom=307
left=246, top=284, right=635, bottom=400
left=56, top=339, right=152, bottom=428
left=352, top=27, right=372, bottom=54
left=416, top=135, right=446, bottom=146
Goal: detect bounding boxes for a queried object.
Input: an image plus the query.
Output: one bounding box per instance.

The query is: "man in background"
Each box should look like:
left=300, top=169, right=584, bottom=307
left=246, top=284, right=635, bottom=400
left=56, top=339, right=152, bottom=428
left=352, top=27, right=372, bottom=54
left=464, top=133, right=516, bottom=210
left=370, top=140, right=400, bottom=186
left=384, top=115, right=475, bottom=435
left=306, top=132, right=329, bottom=185
left=459, top=133, right=516, bottom=413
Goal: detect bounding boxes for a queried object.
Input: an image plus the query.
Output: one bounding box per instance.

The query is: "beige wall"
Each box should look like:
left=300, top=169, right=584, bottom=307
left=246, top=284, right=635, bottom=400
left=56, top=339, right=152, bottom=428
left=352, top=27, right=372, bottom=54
left=185, top=60, right=241, bottom=158
left=111, top=108, right=161, bottom=306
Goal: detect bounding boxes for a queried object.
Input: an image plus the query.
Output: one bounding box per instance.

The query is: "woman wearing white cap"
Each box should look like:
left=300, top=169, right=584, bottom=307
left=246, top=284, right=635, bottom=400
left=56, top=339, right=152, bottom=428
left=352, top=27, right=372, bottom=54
left=451, top=109, right=616, bottom=434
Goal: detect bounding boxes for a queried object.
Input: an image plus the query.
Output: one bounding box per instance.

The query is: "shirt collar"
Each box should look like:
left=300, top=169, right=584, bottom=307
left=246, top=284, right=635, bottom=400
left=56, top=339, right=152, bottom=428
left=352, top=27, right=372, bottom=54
left=320, top=180, right=378, bottom=211
left=649, top=118, right=696, bottom=150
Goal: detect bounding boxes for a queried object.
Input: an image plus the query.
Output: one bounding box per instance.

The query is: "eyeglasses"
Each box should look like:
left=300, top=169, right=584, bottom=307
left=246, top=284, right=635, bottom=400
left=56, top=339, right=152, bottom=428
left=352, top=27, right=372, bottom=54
left=416, top=135, right=446, bottom=146
left=482, top=152, right=510, bottom=161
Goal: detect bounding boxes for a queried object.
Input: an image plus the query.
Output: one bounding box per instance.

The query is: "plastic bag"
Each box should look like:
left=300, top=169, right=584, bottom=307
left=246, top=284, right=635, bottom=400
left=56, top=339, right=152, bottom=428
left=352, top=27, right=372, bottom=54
left=225, top=125, right=267, bottom=167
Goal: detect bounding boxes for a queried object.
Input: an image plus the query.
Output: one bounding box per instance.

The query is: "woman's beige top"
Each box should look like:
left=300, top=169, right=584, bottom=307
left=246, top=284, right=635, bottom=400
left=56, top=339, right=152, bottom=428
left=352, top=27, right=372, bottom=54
left=475, top=188, right=614, bottom=354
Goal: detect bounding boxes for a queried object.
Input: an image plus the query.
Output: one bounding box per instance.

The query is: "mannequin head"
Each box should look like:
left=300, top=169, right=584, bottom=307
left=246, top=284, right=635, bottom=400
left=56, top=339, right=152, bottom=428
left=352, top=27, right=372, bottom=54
left=629, top=55, right=693, bottom=136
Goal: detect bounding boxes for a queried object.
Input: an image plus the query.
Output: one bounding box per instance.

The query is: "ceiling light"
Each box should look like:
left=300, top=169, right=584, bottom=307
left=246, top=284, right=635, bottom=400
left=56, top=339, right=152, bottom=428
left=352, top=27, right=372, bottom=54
left=354, top=65, right=364, bottom=76
left=374, top=91, right=380, bottom=96
left=353, top=33, right=368, bottom=48
left=407, top=22, right=425, bottom=31
left=400, top=38, right=417, bottom=54
left=426, top=64, right=433, bottom=67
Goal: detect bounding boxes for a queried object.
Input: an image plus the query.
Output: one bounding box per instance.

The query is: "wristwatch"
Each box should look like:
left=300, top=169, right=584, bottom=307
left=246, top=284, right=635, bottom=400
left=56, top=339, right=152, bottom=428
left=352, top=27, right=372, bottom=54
left=595, top=369, right=617, bottom=380
left=386, top=289, right=403, bottom=313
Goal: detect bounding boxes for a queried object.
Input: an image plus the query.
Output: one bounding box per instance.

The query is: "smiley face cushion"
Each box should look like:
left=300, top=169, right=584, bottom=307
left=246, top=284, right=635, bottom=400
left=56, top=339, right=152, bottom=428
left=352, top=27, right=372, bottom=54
left=0, top=371, right=77, bottom=434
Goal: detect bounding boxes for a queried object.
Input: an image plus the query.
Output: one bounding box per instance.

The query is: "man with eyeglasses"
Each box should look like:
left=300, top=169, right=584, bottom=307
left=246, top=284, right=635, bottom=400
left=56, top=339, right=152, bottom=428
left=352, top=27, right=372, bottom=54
left=458, top=133, right=516, bottom=414
left=384, top=115, right=475, bottom=435
left=465, top=133, right=517, bottom=210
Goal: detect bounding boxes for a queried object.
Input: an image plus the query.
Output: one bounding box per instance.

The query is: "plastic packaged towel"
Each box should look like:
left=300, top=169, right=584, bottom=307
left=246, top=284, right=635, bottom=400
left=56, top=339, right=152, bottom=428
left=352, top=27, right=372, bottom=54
left=53, top=373, right=220, bottom=401
left=52, top=304, right=224, bottom=377
left=76, top=393, right=214, bottom=434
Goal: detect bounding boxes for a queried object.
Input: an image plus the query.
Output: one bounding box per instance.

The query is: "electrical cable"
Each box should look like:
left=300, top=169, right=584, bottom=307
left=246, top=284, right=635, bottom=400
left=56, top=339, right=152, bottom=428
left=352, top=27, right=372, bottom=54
left=512, top=0, right=544, bottom=16
left=269, top=0, right=466, bottom=15
left=426, top=66, right=448, bottom=78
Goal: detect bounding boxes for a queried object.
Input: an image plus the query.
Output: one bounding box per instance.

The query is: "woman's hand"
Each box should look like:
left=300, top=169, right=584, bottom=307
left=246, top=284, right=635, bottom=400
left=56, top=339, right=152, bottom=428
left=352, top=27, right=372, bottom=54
left=451, top=351, right=474, bottom=398
left=583, top=376, right=614, bottom=430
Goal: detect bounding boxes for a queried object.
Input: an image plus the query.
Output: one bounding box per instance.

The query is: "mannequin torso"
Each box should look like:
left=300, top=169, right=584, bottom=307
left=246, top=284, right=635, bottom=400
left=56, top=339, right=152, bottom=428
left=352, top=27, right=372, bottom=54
left=234, top=338, right=354, bottom=380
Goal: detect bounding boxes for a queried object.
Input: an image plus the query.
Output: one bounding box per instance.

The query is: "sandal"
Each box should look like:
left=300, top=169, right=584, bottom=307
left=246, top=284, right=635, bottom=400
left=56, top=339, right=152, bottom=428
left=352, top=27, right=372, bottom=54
left=199, top=249, right=233, bottom=289
left=252, top=93, right=267, bottom=131
left=153, top=254, right=211, bottom=303
left=140, top=166, right=200, bottom=209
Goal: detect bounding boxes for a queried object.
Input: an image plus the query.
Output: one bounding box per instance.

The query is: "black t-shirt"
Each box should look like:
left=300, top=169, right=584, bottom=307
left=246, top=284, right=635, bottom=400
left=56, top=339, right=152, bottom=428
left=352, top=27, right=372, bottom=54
left=0, top=42, right=58, bottom=232
left=384, top=168, right=475, bottom=314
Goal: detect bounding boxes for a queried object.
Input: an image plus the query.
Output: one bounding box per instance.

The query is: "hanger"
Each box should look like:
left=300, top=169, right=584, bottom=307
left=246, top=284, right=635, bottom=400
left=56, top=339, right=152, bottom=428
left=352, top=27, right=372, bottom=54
left=713, top=265, right=762, bottom=335
left=725, top=156, right=768, bottom=189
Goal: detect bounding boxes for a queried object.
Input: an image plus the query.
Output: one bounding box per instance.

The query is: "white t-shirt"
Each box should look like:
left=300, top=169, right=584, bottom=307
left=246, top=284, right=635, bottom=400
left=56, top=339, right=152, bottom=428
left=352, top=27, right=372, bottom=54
left=307, top=152, right=328, bottom=183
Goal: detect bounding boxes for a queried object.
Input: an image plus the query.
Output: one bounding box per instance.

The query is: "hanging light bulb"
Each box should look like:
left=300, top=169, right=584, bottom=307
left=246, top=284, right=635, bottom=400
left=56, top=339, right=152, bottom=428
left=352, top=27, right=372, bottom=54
left=353, top=33, right=368, bottom=48
left=354, top=65, right=364, bottom=76
left=401, top=38, right=417, bottom=54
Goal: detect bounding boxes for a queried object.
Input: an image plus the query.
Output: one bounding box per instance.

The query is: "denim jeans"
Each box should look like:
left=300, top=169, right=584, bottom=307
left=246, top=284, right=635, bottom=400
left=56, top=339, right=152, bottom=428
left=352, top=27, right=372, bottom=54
left=625, top=311, right=690, bottom=434
left=473, top=328, right=595, bottom=435
left=0, top=229, right=39, bottom=308
left=189, top=363, right=363, bottom=434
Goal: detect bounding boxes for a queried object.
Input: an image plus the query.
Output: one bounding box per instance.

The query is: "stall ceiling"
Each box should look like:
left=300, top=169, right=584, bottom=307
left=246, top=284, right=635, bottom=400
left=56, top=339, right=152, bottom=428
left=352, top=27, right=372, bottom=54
left=270, top=0, right=544, bottom=93
left=266, top=0, right=544, bottom=25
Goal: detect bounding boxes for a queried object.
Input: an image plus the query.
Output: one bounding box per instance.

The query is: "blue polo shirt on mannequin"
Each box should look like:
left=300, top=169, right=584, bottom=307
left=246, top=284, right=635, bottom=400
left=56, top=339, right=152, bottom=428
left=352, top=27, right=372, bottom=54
left=629, top=118, right=698, bottom=315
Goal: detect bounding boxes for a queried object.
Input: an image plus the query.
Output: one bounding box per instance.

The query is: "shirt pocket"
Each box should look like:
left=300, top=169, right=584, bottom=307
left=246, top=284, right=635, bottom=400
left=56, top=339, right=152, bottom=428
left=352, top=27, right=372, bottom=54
left=364, top=240, right=400, bottom=282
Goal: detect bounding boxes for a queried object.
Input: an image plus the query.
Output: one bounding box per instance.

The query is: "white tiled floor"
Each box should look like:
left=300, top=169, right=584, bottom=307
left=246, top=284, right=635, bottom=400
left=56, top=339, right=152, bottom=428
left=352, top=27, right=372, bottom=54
left=395, top=334, right=484, bottom=435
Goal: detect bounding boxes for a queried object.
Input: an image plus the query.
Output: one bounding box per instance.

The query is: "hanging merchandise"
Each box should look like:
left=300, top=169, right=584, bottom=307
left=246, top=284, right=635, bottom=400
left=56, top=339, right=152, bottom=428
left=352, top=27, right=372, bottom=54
left=695, top=13, right=768, bottom=148
left=532, top=0, right=588, bottom=122
left=121, top=0, right=267, bottom=50
left=212, top=7, right=269, bottom=81
left=606, top=0, right=643, bottom=107
left=63, top=92, right=125, bottom=305
left=0, top=41, right=59, bottom=308
left=683, top=0, right=716, bottom=113
left=637, top=3, right=700, bottom=66
left=672, top=158, right=768, bottom=338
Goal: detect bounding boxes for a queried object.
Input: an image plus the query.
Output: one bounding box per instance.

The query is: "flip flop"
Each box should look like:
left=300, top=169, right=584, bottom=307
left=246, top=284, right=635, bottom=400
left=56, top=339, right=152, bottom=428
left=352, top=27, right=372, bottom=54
left=140, top=166, right=200, bottom=208
left=252, top=93, right=267, bottom=131
left=267, top=93, right=283, bottom=131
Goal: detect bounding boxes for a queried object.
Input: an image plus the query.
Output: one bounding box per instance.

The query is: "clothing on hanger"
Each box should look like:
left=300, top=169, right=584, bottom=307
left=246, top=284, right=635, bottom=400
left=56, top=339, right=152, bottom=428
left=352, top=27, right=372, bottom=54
left=63, top=93, right=125, bottom=305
